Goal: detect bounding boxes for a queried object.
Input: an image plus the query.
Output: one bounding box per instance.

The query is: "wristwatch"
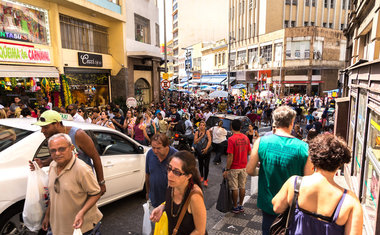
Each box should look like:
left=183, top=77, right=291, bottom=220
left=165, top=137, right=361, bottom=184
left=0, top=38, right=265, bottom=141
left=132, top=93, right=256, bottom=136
left=98, top=180, right=106, bottom=186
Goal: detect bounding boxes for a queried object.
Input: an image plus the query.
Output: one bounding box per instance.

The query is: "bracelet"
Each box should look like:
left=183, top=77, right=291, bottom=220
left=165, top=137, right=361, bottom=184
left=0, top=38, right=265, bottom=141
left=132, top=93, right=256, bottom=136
left=98, top=180, right=106, bottom=186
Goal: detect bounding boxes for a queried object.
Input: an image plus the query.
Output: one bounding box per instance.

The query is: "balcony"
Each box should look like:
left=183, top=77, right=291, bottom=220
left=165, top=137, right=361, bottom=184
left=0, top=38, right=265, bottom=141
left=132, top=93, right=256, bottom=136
left=87, top=0, right=121, bottom=14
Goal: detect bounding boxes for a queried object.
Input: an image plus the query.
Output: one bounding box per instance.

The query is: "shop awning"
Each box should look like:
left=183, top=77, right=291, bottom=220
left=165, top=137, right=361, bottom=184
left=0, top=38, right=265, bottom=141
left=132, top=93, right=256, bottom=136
left=0, top=65, right=59, bottom=78
left=201, top=74, right=227, bottom=84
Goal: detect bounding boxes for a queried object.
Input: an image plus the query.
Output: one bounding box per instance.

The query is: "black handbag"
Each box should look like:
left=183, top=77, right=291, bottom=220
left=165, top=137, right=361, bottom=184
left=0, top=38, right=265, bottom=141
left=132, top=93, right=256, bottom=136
left=270, top=176, right=303, bottom=235
left=216, top=177, right=233, bottom=213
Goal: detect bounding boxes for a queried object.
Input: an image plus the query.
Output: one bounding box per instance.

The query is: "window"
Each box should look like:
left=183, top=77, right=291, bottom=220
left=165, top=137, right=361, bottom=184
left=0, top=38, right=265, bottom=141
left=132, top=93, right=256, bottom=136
left=215, top=54, right=218, bottom=66
left=173, top=48, right=178, bottom=56
left=284, top=20, right=289, bottom=28
left=249, top=24, right=252, bottom=38
left=242, top=0, right=245, bottom=13
left=173, top=31, right=178, bottom=39
left=60, top=14, right=109, bottom=54
left=329, top=23, right=333, bottom=28
left=222, top=53, right=226, bottom=64
left=330, top=0, right=334, bottom=8
left=248, top=48, right=258, bottom=63
left=311, top=21, right=315, bottom=26
left=237, top=50, right=247, bottom=63
left=173, top=22, right=178, bottom=29
left=260, top=45, right=272, bottom=62
left=286, top=40, right=311, bottom=59
left=305, top=0, right=310, bottom=6
left=342, top=0, right=346, bottom=8
left=242, top=27, right=245, bottom=40
left=230, top=52, right=236, bottom=65
left=94, top=132, right=137, bottom=155
left=324, top=0, right=328, bottom=7
left=135, top=14, right=150, bottom=44
left=173, top=2, right=178, bottom=11
left=292, top=0, right=298, bottom=5
left=155, top=24, right=160, bottom=47
left=285, top=0, right=291, bottom=5
left=218, top=54, right=222, bottom=64
left=323, top=22, right=327, bottom=27
left=304, top=22, right=309, bottom=26
left=238, top=28, right=241, bottom=41
left=312, top=0, right=316, bottom=6
left=0, top=126, right=33, bottom=153
left=249, top=0, right=253, bottom=9
left=341, top=24, right=345, bottom=30
left=173, top=12, right=178, bottom=21
left=291, top=21, right=296, bottom=27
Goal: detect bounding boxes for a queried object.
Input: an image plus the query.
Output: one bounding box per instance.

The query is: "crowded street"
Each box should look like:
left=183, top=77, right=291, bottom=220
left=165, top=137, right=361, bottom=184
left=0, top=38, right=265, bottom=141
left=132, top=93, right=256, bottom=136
left=1, top=0, right=379, bottom=235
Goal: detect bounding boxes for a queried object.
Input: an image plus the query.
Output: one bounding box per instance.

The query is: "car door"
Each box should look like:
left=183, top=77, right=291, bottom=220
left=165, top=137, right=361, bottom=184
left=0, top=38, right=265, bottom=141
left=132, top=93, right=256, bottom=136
left=92, top=131, right=145, bottom=202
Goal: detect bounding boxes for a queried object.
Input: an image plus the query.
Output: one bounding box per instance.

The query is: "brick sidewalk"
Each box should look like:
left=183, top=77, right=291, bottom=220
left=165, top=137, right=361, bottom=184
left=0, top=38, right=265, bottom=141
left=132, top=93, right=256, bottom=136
left=209, top=194, right=262, bottom=235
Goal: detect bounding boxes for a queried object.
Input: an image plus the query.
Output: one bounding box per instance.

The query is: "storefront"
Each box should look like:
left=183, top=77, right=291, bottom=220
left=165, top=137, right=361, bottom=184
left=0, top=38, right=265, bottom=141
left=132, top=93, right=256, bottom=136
left=0, top=0, right=62, bottom=107
left=345, top=60, right=380, bottom=235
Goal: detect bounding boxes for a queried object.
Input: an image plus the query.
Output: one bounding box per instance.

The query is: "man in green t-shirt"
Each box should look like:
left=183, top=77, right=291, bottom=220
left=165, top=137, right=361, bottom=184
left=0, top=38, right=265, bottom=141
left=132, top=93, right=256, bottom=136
left=247, top=105, right=313, bottom=235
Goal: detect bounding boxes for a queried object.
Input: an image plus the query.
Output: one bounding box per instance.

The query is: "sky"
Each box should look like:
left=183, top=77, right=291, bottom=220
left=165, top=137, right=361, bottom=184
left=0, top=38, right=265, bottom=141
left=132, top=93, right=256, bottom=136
left=158, top=0, right=173, bottom=44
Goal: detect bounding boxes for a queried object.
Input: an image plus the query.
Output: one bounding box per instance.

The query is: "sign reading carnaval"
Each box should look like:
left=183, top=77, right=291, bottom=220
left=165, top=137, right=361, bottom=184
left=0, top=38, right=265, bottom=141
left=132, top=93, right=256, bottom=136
left=0, top=0, right=50, bottom=45
left=0, top=42, right=51, bottom=63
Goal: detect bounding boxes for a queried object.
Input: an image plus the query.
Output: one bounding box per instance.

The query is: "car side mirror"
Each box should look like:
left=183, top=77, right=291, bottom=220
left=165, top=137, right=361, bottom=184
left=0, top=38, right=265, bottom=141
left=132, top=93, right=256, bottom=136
left=137, top=145, right=144, bottom=154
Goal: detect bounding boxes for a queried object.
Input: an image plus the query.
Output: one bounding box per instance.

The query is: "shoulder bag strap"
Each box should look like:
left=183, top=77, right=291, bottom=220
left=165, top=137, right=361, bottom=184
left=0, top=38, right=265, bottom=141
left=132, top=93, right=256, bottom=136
left=285, top=176, right=303, bottom=232
left=172, top=191, right=203, bottom=235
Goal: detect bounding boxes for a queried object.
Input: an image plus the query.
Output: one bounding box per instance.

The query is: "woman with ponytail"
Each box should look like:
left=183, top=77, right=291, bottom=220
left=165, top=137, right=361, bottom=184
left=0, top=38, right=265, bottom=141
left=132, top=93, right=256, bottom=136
left=150, top=151, right=207, bottom=235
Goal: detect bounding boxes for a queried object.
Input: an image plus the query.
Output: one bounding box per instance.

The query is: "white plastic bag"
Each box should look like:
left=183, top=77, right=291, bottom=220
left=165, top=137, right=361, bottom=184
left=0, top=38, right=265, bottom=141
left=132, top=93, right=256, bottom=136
left=73, top=228, right=83, bottom=235
left=22, top=161, right=49, bottom=231
left=142, top=201, right=152, bottom=235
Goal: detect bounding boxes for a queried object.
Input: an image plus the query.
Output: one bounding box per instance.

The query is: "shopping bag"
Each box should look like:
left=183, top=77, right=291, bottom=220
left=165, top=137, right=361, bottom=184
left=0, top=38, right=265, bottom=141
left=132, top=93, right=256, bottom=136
left=22, top=161, right=49, bottom=231
left=142, top=201, right=152, bottom=235
left=154, top=211, right=168, bottom=235
left=73, top=228, right=83, bottom=235
left=216, top=178, right=233, bottom=213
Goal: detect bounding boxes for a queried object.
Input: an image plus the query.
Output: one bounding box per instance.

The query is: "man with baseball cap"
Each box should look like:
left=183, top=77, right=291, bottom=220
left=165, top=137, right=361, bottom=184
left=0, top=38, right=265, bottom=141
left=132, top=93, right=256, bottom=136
left=31, top=110, right=106, bottom=194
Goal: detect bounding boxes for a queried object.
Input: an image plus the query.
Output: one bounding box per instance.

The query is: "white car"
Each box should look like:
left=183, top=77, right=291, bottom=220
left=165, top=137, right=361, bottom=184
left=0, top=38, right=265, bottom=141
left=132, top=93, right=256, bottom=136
left=0, top=118, right=148, bottom=234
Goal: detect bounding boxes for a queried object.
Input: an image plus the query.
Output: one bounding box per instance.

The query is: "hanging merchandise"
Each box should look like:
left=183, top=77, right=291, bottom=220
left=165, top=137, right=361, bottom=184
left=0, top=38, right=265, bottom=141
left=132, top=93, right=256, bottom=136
left=41, top=78, right=52, bottom=103
left=60, top=74, right=73, bottom=107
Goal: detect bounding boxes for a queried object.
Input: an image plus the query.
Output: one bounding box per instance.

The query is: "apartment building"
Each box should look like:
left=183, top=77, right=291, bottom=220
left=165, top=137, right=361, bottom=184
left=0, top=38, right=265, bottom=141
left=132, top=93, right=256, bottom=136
left=229, top=0, right=350, bottom=95
left=125, top=0, right=161, bottom=104
left=339, top=0, right=380, bottom=234
left=172, top=0, right=228, bottom=79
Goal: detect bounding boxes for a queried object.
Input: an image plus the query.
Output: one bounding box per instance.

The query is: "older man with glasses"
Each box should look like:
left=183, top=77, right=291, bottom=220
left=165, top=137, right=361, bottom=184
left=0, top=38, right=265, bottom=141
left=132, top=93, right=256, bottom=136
left=42, top=133, right=102, bottom=235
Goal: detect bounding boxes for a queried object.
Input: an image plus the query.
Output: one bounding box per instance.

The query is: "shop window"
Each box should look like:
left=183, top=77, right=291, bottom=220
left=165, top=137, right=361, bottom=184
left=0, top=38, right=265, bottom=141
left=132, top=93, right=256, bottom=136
left=357, top=90, right=367, bottom=138
left=135, top=14, right=150, bottom=44
left=0, top=1, right=49, bottom=45
left=60, top=14, right=108, bottom=54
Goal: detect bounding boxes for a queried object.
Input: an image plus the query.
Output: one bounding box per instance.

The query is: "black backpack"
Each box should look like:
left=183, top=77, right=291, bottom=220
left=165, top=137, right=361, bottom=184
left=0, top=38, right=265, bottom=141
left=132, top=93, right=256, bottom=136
left=175, top=119, right=187, bottom=134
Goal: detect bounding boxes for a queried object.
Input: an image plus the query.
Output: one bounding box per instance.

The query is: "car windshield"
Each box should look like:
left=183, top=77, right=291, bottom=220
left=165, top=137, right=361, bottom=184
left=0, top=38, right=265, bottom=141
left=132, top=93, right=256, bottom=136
left=0, top=125, right=33, bottom=152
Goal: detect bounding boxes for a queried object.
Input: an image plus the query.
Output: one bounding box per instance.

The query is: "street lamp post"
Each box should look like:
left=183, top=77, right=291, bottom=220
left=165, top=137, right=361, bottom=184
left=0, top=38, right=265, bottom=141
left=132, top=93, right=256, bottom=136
left=227, top=36, right=235, bottom=104
left=163, top=0, right=168, bottom=108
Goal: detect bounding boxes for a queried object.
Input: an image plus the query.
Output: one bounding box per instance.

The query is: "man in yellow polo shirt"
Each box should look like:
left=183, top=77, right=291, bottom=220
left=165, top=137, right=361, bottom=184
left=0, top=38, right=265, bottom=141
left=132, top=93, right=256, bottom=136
left=41, top=133, right=102, bottom=235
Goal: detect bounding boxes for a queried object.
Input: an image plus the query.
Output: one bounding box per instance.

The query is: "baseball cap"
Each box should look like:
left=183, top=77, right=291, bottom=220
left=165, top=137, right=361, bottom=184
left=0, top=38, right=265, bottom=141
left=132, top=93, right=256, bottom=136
left=33, top=110, right=62, bottom=126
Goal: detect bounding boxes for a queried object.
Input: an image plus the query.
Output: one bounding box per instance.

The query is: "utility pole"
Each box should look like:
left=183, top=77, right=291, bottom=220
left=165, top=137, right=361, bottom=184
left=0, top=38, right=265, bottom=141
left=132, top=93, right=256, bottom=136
left=227, top=36, right=235, bottom=105
left=182, top=47, right=192, bottom=101
left=163, top=0, right=168, bottom=108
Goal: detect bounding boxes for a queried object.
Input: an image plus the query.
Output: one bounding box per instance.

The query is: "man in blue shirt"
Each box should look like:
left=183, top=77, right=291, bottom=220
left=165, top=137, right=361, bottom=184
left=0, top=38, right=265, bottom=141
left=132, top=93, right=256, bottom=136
left=145, top=133, right=178, bottom=207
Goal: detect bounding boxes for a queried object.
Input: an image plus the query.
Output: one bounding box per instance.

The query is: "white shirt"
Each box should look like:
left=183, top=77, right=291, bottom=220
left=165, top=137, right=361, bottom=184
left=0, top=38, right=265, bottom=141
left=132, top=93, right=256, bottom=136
left=73, top=113, right=85, bottom=122
left=211, top=126, right=227, bottom=144
left=203, top=111, right=212, bottom=122
left=160, top=110, right=166, bottom=118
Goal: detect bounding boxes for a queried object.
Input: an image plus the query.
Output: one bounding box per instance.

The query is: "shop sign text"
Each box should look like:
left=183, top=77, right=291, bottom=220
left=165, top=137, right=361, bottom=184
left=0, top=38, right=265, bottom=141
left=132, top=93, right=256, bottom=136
left=78, top=52, right=103, bottom=67
left=0, top=42, right=51, bottom=64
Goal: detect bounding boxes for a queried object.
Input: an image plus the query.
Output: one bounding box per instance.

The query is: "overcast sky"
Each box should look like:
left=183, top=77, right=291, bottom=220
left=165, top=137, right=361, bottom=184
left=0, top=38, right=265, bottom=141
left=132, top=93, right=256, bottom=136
left=158, top=0, right=173, bottom=44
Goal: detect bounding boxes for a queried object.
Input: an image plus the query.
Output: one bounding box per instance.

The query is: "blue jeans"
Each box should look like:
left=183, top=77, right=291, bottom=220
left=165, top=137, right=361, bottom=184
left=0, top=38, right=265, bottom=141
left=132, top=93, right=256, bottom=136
left=262, top=210, right=277, bottom=235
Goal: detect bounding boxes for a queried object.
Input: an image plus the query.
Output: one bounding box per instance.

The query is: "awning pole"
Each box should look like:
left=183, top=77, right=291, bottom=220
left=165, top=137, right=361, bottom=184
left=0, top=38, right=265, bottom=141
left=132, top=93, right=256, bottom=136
left=108, top=74, right=112, bottom=103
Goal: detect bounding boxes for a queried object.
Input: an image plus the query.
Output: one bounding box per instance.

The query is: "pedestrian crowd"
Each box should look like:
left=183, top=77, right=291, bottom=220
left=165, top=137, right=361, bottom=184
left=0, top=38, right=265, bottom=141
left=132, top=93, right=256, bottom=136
left=16, top=90, right=364, bottom=235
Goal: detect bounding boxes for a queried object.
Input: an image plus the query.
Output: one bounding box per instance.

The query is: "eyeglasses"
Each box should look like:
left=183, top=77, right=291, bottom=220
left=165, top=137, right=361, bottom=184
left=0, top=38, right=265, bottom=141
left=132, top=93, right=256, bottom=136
left=167, top=165, right=186, bottom=177
left=54, top=178, right=60, bottom=193
left=49, top=146, right=69, bottom=155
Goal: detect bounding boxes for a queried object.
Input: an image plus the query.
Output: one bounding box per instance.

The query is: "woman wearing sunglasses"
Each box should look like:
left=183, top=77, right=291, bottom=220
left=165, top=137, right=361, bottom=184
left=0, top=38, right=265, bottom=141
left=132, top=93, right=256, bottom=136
left=150, top=151, right=207, bottom=235
left=96, top=111, right=115, bottom=130
left=78, top=107, right=92, bottom=124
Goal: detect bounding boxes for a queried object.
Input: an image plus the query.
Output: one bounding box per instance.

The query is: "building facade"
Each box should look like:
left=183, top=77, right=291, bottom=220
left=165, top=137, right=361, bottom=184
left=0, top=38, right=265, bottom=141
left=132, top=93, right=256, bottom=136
left=172, top=0, right=228, bottom=79
left=0, top=0, right=161, bottom=108
left=124, top=0, right=161, bottom=105
left=340, top=0, right=380, bottom=234
left=229, top=0, right=350, bottom=96
left=0, top=0, right=127, bottom=107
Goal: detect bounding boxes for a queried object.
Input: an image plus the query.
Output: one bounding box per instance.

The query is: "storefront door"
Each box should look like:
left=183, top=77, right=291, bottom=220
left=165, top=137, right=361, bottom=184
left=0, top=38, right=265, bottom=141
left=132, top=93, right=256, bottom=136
left=135, top=78, right=150, bottom=106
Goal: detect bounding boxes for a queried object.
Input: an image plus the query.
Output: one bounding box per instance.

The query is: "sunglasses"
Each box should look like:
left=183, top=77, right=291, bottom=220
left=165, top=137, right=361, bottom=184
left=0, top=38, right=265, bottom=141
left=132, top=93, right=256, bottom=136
left=78, top=110, right=83, bottom=113
left=38, top=117, right=59, bottom=123
left=167, top=164, right=186, bottom=177
left=49, top=146, right=69, bottom=155
left=67, top=108, right=73, bottom=111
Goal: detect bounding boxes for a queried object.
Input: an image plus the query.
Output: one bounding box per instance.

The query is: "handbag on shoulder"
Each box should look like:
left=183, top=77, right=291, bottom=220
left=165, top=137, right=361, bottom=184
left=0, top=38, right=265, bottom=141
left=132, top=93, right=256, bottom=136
left=269, top=176, right=303, bottom=235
